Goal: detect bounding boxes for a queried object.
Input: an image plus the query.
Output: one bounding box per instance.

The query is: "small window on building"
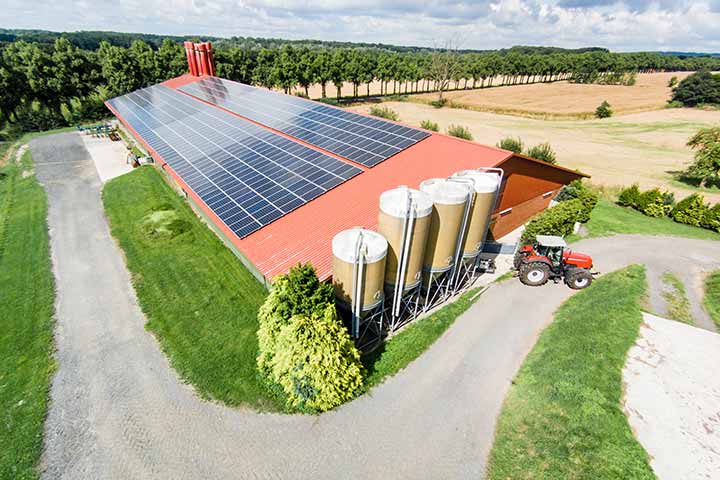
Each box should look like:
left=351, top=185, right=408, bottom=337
left=542, top=190, right=554, bottom=198
left=499, top=207, right=512, bottom=216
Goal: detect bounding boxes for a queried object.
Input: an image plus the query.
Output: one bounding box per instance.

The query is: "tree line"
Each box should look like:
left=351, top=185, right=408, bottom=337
left=2, top=35, right=720, bottom=135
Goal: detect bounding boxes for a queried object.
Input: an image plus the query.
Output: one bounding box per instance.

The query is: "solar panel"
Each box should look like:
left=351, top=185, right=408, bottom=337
left=106, top=85, right=361, bottom=238
left=179, top=77, right=430, bottom=167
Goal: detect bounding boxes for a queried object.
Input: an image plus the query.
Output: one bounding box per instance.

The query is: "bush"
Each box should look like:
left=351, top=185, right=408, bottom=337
left=270, top=304, right=364, bottom=412
left=636, top=188, right=672, bottom=217
left=257, top=264, right=333, bottom=376
left=671, top=194, right=708, bottom=226
left=617, top=184, right=641, bottom=208
left=556, top=180, right=598, bottom=223
left=430, top=98, right=448, bottom=108
left=497, top=137, right=524, bottom=153
left=668, top=76, right=678, bottom=88
left=522, top=199, right=585, bottom=242
left=595, top=100, right=613, bottom=118
left=256, top=264, right=363, bottom=413
left=701, top=204, right=720, bottom=232
left=420, top=120, right=439, bottom=132
left=369, top=106, right=399, bottom=121
left=447, top=124, right=473, bottom=140
left=526, top=142, right=557, bottom=164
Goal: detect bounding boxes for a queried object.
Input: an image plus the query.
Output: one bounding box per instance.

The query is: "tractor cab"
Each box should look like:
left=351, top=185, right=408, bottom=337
left=533, top=235, right=567, bottom=268
left=514, top=235, right=596, bottom=290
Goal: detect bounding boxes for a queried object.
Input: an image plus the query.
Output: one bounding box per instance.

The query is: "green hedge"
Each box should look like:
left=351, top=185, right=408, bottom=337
left=522, top=181, right=599, bottom=242
left=522, top=199, right=585, bottom=242
left=556, top=180, right=598, bottom=223
left=671, top=194, right=708, bottom=226
left=619, top=187, right=720, bottom=233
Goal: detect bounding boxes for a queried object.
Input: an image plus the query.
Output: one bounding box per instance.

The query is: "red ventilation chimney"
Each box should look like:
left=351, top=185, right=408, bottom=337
left=205, top=42, right=216, bottom=76
left=184, top=41, right=216, bottom=77
left=184, top=41, right=199, bottom=76
left=193, top=43, right=203, bottom=75
left=198, top=42, right=210, bottom=76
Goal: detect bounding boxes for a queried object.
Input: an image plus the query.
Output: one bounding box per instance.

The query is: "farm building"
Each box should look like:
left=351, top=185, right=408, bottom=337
left=105, top=42, right=587, bottom=288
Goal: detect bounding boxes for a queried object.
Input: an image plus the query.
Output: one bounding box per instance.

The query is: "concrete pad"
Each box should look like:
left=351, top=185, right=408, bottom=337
left=79, top=132, right=133, bottom=183
left=623, top=313, right=720, bottom=480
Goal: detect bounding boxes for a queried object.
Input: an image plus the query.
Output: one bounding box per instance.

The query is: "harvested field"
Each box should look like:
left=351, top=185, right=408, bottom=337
left=412, top=72, right=694, bottom=118
left=349, top=101, right=720, bottom=202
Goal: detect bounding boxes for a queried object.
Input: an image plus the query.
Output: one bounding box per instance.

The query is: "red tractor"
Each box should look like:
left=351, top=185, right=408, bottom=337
left=514, top=235, right=596, bottom=289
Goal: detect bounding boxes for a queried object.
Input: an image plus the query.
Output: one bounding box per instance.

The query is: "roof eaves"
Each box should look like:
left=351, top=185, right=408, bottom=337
left=502, top=152, right=591, bottom=178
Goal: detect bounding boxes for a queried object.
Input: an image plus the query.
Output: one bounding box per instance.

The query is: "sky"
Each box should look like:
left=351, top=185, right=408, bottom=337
left=4, top=0, right=720, bottom=52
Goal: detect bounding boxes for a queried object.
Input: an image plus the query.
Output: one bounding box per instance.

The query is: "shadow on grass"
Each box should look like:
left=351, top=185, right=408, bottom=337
left=667, top=170, right=720, bottom=192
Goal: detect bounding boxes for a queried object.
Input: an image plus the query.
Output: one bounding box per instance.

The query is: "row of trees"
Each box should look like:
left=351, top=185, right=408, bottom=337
left=3, top=36, right=720, bottom=134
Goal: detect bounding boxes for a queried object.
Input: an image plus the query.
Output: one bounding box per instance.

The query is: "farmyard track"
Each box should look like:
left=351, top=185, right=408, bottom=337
left=33, top=132, right=720, bottom=479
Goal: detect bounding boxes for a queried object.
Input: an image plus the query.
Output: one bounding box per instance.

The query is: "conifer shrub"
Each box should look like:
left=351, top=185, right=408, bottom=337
left=670, top=193, right=708, bottom=227
left=617, top=184, right=641, bottom=208
left=636, top=188, right=672, bottom=217
left=270, top=304, right=364, bottom=412
left=700, top=203, right=720, bottom=232
left=257, top=264, right=333, bottom=377
left=256, top=264, right=363, bottom=412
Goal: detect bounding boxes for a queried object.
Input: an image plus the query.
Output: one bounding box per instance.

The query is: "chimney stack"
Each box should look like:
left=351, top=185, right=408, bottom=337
left=184, top=41, right=199, bottom=76
left=185, top=40, right=217, bottom=77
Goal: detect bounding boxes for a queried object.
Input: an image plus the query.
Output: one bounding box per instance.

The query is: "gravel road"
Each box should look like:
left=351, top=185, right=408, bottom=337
left=31, top=132, right=720, bottom=479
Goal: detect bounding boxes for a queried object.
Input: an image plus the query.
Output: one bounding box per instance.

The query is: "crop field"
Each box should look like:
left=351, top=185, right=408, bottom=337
left=350, top=101, right=720, bottom=203
left=411, top=72, right=694, bottom=118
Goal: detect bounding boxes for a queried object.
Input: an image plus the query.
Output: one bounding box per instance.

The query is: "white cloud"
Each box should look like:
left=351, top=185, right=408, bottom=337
left=2, top=0, right=719, bottom=51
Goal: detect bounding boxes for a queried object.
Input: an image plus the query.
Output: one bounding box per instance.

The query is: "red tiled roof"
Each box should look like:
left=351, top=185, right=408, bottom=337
left=111, top=75, right=578, bottom=282
left=236, top=133, right=511, bottom=281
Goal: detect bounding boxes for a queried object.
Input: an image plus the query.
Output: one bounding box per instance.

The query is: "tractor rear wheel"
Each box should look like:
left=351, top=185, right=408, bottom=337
left=565, top=268, right=593, bottom=290
left=519, top=262, right=550, bottom=286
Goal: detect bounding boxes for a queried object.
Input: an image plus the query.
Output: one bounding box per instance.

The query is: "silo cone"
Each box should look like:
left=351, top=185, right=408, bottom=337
left=451, top=170, right=501, bottom=258
left=332, top=228, right=388, bottom=312
left=378, top=187, right=433, bottom=293
left=419, top=178, right=471, bottom=283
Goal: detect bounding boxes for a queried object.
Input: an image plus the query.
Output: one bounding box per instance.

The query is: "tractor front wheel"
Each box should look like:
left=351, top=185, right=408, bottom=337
left=565, top=268, right=593, bottom=290
left=513, top=251, right=529, bottom=270
left=519, top=262, right=550, bottom=287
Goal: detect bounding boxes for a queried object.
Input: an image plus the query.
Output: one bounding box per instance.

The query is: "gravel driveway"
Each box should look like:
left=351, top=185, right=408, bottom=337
left=32, top=132, right=720, bottom=479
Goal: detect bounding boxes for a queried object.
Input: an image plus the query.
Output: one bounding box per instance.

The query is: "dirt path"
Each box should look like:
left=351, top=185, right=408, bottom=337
left=350, top=103, right=720, bottom=203
left=33, top=132, right=720, bottom=479
left=623, top=313, right=720, bottom=479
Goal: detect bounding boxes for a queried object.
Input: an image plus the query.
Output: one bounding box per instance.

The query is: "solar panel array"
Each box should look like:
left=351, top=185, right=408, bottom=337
left=179, top=77, right=430, bottom=167
left=106, top=85, right=361, bottom=238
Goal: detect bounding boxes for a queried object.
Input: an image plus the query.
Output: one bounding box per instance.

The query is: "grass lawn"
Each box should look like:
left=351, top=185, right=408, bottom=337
left=487, top=265, right=655, bottom=479
left=704, top=271, right=720, bottom=329
left=362, top=287, right=484, bottom=390
left=102, top=166, right=280, bottom=410
left=570, top=199, right=720, bottom=241
left=660, top=272, right=694, bottom=325
left=0, top=149, right=56, bottom=479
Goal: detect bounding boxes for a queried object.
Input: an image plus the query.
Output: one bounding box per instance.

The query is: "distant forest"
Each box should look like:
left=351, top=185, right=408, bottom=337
left=2, top=28, right=720, bottom=135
